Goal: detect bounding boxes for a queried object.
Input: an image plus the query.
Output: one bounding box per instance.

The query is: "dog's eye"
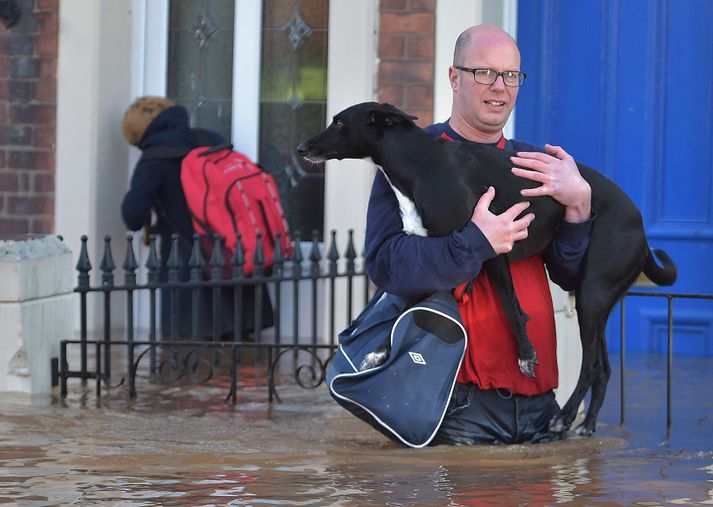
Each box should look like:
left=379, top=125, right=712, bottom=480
left=334, top=119, right=343, bottom=128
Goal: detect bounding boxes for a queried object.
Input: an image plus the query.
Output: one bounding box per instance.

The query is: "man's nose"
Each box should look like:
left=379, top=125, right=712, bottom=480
left=490, top=75, right=507, bottom=90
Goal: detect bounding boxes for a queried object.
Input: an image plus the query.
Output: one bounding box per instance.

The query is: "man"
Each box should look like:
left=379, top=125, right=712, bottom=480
left=364, top=25, right=594, bottom=444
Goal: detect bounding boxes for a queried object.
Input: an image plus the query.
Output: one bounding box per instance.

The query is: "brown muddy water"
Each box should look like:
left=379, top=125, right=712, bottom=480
left=1, top=352, right=712, bottom=506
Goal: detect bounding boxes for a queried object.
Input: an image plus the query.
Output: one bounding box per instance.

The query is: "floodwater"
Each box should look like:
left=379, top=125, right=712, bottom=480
left=1, top=352, right=712, bottom=506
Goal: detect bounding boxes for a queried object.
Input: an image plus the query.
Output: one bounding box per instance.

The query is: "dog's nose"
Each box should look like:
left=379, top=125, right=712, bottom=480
left=296, top=143, right=308, bottom=156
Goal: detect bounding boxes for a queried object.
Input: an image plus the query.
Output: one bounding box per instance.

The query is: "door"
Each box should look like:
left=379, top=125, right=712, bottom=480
left=516, top=0, right=713, bottom=355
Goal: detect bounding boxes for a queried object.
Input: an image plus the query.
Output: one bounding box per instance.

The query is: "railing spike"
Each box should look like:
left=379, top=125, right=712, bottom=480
left=232, top=232, right=245, bottom=279
left=345, top=228, right=356, bottom=275
left=253, top=229, right=265, bottom=277
left=327, top=229, right=339, bottom=276
left=188, top=234, right=205, bottom=281
left=310, top=230, right=321, bottom=276
left=273, top=231, right=284, bottom=276
left=210, top=234, right=225, bottom=280
left=145, top=234, right=160, bottom=283
left=291, top=230, right=303, bottom=277
left=76, top=234, right=91, bottom=288
left=123, top=235, right=139, bottom=286
left=100, top=235, right=115, bottom=287
left=167, top=234, right=182, bottom=283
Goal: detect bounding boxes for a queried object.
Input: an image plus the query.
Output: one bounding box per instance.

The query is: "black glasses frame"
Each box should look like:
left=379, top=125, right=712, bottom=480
left=454, top=66, right=527, bottom=87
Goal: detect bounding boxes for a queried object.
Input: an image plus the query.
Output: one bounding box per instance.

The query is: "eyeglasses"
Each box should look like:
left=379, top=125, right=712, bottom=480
left=454, top=66, right=527, bottom=87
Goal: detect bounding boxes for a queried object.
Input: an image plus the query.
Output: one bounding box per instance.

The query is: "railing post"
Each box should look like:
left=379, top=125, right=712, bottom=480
left=99, top=235, right=115, bottom=383
left=291, top=231, right=303, bottom=367
left=231, top=233, right=245, bottom=348
left=188, top=234, right=205, bottom=344
left=166, top=234, right=182, bottom=343
left=327, top=230, right=339, bottom=347
left=345, top=229, right=356, bottom=326
left=253, top=231, right=265, bottom=357
left=620, top=297, right=625, bottom=426
left=272, top=232, right=284, bottom=346
left=210, top=235, right=225, bottom=366
left=75, top=235, right=91, bottom=382
left=123, top=235, right=138, bottom=398
left=309, top=230, right=321, bottom=365
left=145, top=234, right=160, bottom=374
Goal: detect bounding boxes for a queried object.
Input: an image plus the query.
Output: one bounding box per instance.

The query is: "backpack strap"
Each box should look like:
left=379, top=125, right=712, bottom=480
left=138, top=128, right=229, bottom=162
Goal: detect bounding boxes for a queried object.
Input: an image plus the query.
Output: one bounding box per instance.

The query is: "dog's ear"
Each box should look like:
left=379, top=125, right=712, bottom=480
left=367, top=103, right=419, bottom=128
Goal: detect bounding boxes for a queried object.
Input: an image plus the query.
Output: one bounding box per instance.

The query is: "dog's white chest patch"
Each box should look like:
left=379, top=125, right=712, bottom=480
left=376, top=166, right=428, bottom=237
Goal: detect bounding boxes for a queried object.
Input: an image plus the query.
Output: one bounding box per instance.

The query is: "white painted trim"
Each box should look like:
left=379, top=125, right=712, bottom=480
left=233, top=0, right=263, bottom=159
left=433, top=0, right=484, bottom=123
left=503, top=0, right=518, bottom=140
left=143, top=0, right=169, bottom=96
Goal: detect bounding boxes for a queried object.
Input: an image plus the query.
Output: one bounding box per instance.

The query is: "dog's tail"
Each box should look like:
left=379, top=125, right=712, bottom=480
left=643, top=248, right=677, bottom=286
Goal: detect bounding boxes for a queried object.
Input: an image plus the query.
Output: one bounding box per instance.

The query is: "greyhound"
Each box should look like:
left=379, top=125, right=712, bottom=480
left=296, top=101, right=677, bottom=435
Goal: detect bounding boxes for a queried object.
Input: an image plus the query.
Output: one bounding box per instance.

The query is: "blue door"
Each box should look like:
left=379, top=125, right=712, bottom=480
left=516, top=0, right=713, bottom=355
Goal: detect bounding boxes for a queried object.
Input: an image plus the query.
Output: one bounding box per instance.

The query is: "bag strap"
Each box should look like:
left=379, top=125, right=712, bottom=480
left=138, top=128, right=229, bottom=162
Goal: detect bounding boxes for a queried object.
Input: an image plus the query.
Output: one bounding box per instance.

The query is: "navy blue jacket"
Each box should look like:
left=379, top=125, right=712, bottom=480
left=121, top=105, right=223, bottom=263
left=364, top=121, right=594, bottom=297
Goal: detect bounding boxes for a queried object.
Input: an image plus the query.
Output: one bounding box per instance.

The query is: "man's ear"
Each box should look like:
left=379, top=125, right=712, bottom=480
left=367, top=103, right=418, bottom=127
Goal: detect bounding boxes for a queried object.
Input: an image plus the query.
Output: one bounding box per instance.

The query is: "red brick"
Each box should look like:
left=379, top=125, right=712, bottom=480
left=7, top=150, right=55, bottom=170
left=406, top=36, right=434, bottom=59
left=380, top=13, right=433, bottom=34
left=0, top=104, right=6, bottom=123
left=33, top=172, right=54, bottom=192
left=30, top=216, right=54, bottom=234
left=34, top=11, right=59, bottom=32
left=409, top=109, right=433, bottom=128
left=0, top=217, right=30, bottom=235
left=7, top=195, right=54, bottom=215
left=39, top=58, right=56, bottom=78
left=18, top=171, right=30, bottom=192
left=0, top=56, right=8, bottom=76
left=381, top=0, right=407, bottom=11
left=9, top=104, right=56, bottom=123
left=35, top=78, right=56, bottom=101
left=408, top=0, right=436, bottom=11
left=379, top=34, right=405, bottom=59
left=378, top=83, right=405, bottom=105
left=379, top=60, right=433, bottom=84
left=0, top=150, right=5, bottom=168
left=36, top=0, right=59, bottom=11
left=0, top=171, right=19, bottom=191
left=405, top=84, right=433, bottom=107
left=35, top=32, right=58, bottom=57
left=0, top=125, right=32, bottom=145
left=8, top=79, right=36, bottom=101
left=0, top=79, right=7, bottom=100
left=32, top=124, right=55, bottom=149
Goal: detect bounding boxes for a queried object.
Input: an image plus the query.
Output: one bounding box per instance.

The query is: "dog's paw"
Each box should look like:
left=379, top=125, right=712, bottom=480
left=572, top=423, right=595, bottom=437
left=359, top=347, right=390, bottom=371
left=518, top=358, right=537, bottom=378
left=548, top=415, right=568, bottom=434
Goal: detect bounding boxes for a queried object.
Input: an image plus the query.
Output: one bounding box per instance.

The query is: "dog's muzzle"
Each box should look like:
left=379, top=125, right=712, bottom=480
left=296, top=143, right=325, bottom=164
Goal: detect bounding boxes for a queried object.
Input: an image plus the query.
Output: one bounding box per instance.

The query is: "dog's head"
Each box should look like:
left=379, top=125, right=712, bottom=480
left=296, top=102, right=418, bottom=163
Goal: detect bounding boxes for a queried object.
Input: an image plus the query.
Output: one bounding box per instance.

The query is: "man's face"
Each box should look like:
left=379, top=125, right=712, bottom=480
left=450, top=34, right=521, bottom=136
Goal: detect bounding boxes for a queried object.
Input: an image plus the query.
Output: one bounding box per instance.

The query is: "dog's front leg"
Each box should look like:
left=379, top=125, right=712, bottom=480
left=483, top=256, right=538, bottom=377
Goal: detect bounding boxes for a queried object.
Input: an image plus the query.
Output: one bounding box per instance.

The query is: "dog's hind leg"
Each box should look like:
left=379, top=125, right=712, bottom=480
left=575, top=334, right=611, bottom=435
left=483, top=256, right=537, bottom=377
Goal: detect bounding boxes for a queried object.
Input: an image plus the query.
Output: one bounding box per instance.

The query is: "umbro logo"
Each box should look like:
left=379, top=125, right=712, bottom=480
left=408, top=352, right=426, bottom=365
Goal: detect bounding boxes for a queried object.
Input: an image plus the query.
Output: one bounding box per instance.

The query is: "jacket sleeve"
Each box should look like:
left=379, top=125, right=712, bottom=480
left=365, top=171, right=497, bottom=297
left=542, top=215, right=595, bottom=291
left=121, top=161, right=162, bottom=231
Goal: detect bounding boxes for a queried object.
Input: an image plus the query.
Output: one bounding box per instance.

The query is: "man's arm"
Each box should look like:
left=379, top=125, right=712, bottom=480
left=365, top=171, right=498, bottom=297
left=121, top=161, right=162, bottom=231
left=511, top=143, right=594, bottom=290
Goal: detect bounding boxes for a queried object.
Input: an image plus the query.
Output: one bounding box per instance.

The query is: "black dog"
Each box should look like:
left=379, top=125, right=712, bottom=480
left=297, top=101, right=677, bottom=435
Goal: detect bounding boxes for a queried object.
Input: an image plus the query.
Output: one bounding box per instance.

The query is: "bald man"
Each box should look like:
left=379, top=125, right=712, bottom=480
left=364, top=25, right=594, bottom=444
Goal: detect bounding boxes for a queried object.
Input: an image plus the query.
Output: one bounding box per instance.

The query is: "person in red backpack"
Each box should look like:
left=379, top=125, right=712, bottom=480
left=365, top=25, right=594, bottom=444
left=120, top=96, right=273, bottom=340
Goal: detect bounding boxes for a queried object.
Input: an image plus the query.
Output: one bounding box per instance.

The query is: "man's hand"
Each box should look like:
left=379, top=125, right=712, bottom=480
left=471, top=186, right=534, bottom=254
left=510, top=144, right=592, bottom=223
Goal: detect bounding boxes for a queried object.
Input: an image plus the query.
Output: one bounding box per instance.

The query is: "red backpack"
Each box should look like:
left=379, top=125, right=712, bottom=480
left=141, top=131, right=293, bottom=275
left=180, top=145, right=293, bottom=274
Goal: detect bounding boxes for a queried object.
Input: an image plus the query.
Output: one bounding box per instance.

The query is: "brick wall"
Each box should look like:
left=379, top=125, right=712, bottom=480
left=0, top=0, right=58, bottom=236
left=378, top=0, right=435, bottom=128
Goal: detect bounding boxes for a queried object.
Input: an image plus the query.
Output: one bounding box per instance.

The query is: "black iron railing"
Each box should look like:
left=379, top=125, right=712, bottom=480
left=618, top=291, right=713, bottom=436
left=57, top=229, right=371, bottom=402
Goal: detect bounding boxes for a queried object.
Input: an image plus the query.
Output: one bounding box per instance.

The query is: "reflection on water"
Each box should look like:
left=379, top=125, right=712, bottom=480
left=1, top=353, right=712, bottom=505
